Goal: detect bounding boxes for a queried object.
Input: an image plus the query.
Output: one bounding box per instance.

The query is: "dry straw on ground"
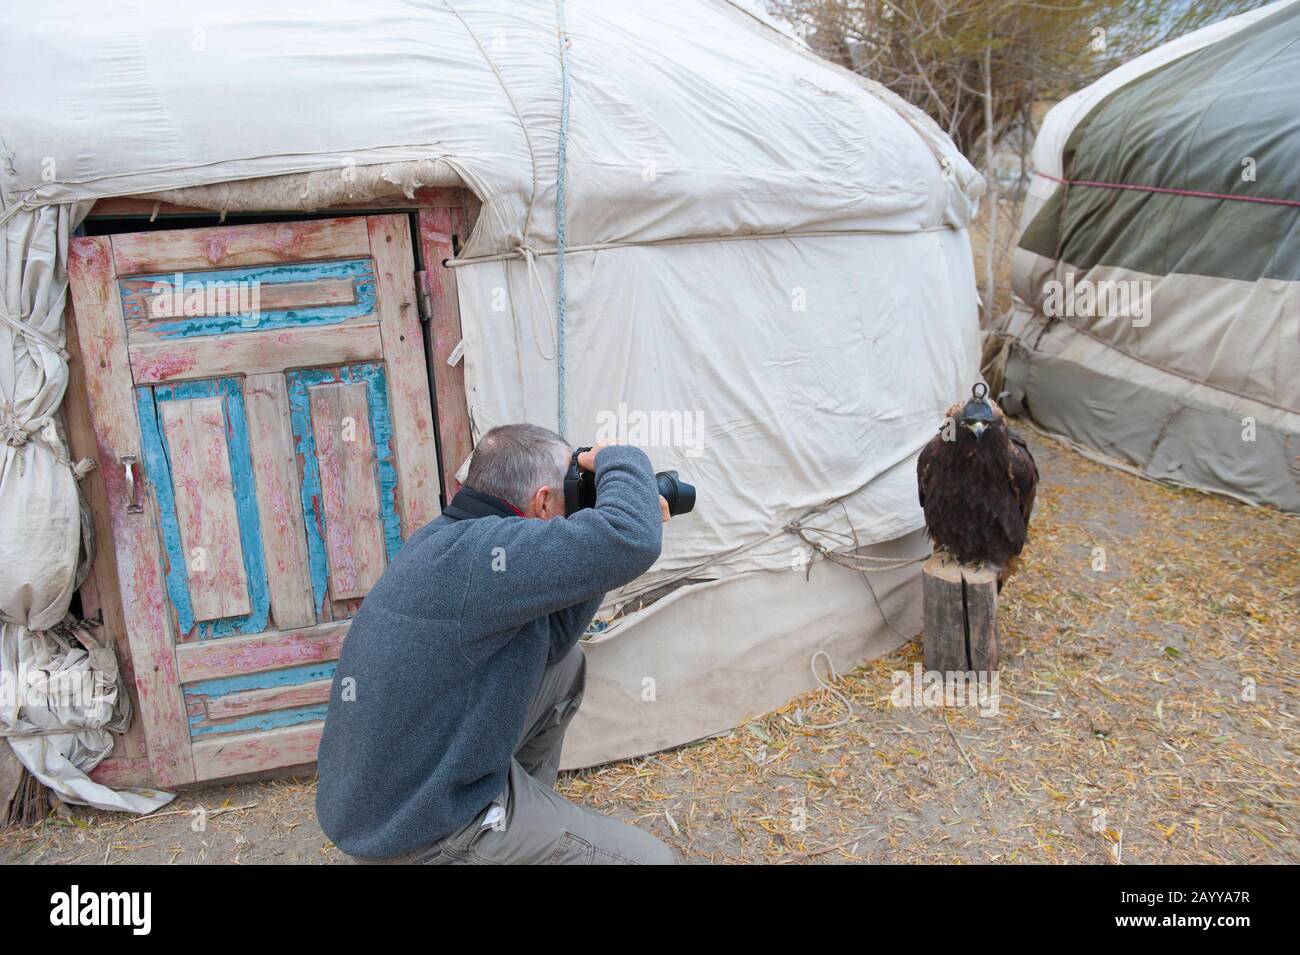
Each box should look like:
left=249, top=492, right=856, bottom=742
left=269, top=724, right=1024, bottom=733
left=1, top=430, right=1295, bottom=864
left=559, top=430, right=1299, bottom=864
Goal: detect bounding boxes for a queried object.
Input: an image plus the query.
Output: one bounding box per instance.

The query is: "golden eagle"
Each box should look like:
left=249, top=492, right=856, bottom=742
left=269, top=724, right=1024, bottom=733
left=917, top=383, right=1039, bottom=588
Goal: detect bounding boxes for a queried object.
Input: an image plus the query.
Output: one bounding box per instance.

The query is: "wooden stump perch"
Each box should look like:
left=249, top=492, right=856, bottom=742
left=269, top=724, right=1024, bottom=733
left=921, top=556, right=999, bottom=673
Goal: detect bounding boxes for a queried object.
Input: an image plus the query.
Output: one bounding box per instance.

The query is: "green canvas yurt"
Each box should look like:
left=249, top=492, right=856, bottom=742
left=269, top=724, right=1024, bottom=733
left=1003, top=0, right=1299, bottom=512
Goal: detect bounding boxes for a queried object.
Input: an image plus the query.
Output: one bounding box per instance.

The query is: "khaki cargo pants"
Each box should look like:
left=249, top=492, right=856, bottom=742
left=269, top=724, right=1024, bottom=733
left=357, top=645, right=674, bottom=865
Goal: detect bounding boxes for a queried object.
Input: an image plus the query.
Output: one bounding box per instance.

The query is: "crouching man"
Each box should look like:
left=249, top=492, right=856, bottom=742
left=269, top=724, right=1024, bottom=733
left=316, top=424, right=674, bottom=864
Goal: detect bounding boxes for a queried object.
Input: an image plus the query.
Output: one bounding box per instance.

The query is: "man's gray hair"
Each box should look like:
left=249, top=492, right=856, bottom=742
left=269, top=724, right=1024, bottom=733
left=465, top=423, right=572, bottom=509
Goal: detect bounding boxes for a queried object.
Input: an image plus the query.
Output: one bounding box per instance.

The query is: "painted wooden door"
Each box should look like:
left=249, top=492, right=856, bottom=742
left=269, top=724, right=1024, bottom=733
left=67, top=215, right=440, bottom=785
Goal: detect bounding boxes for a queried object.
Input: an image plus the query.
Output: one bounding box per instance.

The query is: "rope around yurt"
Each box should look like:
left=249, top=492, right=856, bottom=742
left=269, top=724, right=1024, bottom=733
left=554, top=0, right=572, bottom=440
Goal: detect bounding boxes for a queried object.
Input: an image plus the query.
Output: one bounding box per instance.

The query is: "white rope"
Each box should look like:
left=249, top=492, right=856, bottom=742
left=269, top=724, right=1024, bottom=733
left=0, top=403, right=49, bottom=450
left=804, top=650, right=853, bottom=730
left=612, top=438, right=930, bottom=606
left=0, top=202, right=92, bottom=477
left=0, top=203, right=72, bottom=363
left=0, top=304, right=71, bottom=362
left=0, top=403, right=96, bottom=479
left=0, top=202, right=92, bottom=478
left=442, top=0, right=540, bottom=244
left=444, top=224, right=955, bottom=267
left=511, top=244, right=558, bottom=361
left=0, top=200, right=36, bottom=229
left=786, top=517, right=927, bottom=574
left=554, top=0, right=572, bottom=439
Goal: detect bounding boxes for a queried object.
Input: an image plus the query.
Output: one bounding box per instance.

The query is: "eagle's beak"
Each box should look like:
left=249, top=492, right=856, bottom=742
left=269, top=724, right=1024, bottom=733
left=965, top=420, right=987, bottom=439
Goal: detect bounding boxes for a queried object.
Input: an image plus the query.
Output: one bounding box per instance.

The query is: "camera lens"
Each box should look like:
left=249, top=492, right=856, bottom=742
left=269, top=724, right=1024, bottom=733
left=655, top=471, right=696, bottom=516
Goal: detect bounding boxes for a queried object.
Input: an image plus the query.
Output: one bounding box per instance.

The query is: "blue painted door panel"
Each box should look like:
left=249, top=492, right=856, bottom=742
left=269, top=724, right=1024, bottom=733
left=137, top=365, right=398, bottom=739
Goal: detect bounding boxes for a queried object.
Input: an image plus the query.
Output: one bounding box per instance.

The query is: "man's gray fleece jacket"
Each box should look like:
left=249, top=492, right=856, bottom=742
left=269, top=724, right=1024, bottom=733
left=315, top=445, right=663, bottom=860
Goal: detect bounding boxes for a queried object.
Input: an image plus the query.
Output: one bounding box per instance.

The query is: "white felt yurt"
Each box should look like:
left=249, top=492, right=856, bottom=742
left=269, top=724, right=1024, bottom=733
left=0, top=0, right=982, bottom=802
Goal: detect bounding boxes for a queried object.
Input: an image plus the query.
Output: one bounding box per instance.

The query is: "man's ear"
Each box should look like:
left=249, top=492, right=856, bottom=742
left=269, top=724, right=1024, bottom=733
left=540, top=484, right=565, bottom=521
left=522, top=486, right=543, bottom=519
left=526, top=485, right=562, bottom=520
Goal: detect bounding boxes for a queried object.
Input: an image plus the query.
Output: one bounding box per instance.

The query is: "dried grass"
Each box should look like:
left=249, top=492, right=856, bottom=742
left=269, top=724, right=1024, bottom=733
left=558, top=430, right=1299, bottom=863
left=2, top=430, right=1294, bottom=864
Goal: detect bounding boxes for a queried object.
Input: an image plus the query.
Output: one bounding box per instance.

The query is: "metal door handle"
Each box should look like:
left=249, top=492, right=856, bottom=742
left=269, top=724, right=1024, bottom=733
left=121, top=454, right=143, bottom=513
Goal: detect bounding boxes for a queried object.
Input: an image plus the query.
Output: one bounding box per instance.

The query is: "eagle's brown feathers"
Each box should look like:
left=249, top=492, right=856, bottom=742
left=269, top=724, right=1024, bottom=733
left=917, top=389, right=1038, bottom=588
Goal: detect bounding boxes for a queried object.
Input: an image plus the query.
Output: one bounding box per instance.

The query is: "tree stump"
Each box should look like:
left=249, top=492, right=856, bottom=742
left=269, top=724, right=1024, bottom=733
left=921, top=556, right=998, bottom=673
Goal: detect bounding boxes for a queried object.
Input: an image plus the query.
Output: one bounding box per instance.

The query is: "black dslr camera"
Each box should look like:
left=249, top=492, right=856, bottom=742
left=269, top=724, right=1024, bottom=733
left=564, top=447, right=696, bottom=517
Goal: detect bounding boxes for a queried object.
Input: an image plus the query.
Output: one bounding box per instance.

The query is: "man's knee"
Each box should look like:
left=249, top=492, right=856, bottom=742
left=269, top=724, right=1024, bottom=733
left=556, top=825, right=675, bottom=865
left=600, top=820, right=676, bottom=865
left=638, top=835, right=676, bottom=866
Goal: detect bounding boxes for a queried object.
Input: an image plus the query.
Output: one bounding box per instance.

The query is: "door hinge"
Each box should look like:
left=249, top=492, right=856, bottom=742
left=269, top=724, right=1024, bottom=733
left=415, top=270, right=433, bottom=323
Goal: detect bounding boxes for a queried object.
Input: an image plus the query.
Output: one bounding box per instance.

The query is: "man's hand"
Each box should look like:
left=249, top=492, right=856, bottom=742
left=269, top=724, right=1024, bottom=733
left=575, top=443, right=608, bottom=473
left=577, top=443, right=670, bottom=523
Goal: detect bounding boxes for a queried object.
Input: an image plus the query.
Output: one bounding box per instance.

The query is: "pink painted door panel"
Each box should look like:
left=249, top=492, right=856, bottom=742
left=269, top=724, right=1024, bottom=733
left=158, top=396, right=252, bottom=622
left=307, top=381, right=386, bottom=601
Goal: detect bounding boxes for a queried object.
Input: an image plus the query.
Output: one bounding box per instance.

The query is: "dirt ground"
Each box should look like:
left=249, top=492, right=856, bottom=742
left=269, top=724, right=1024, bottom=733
left=2, top=429, right=1295, bottom=865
